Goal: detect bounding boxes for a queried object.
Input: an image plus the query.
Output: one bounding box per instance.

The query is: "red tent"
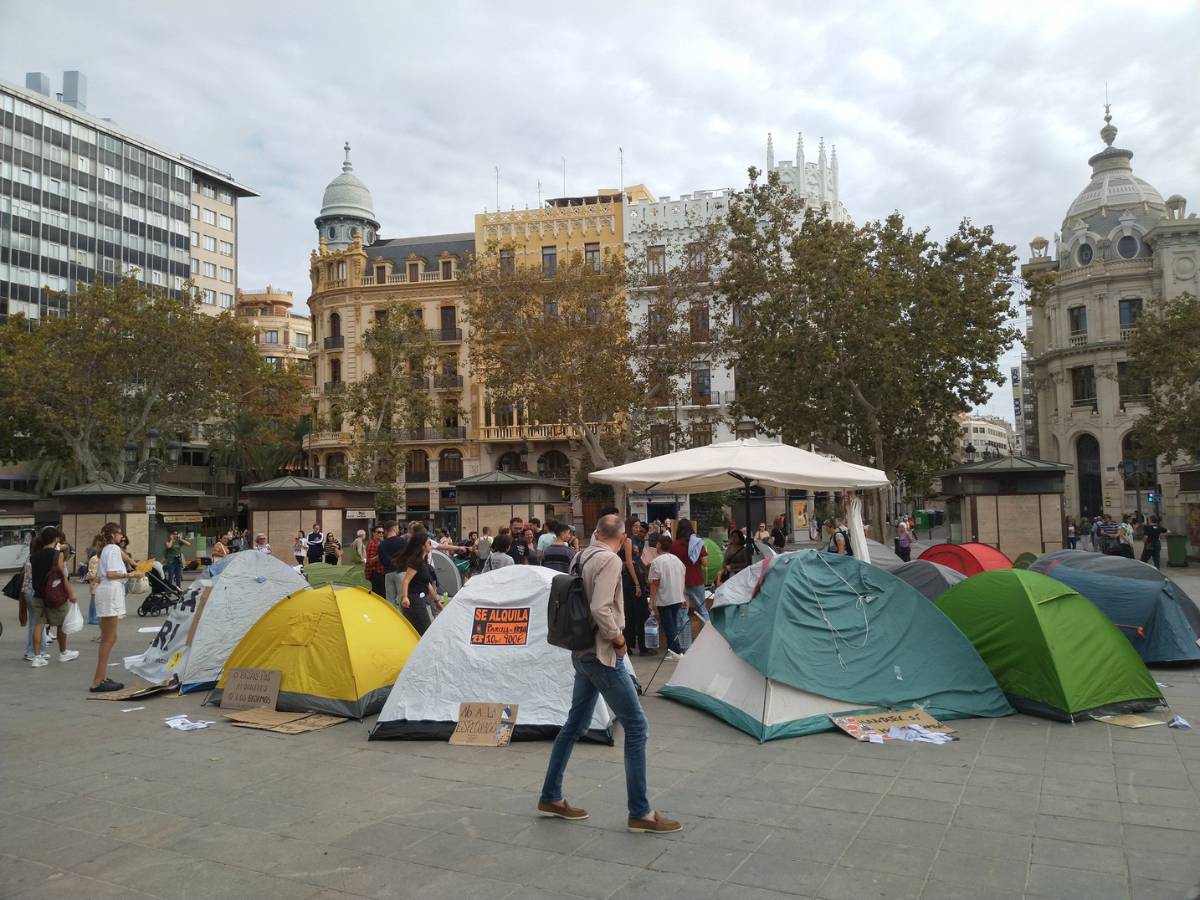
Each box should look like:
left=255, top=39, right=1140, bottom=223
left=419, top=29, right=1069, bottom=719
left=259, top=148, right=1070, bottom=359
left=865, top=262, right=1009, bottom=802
left=918, top=542, right=1012, bottom=577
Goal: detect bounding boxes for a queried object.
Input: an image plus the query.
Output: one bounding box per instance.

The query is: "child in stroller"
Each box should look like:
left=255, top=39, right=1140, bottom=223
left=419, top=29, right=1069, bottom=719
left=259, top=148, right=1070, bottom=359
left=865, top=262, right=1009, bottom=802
left=138, top=561, right=184, bottom=616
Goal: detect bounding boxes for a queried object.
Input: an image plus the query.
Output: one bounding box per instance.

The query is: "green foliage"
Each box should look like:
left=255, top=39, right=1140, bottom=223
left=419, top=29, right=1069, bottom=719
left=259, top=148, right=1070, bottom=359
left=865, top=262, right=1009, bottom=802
left=717, top=168, right=1020, bottom=492
left=374, top=483, right=404, bottom=516
left=1129, top=292, right=1200, bottom=462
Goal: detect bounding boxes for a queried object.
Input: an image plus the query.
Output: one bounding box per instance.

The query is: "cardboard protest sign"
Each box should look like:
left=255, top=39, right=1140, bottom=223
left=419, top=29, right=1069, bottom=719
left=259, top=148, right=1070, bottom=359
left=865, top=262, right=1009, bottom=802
left=125, top=583, right=208, bottom=684
left=831, top=708, right=954, bottom=742
left=449, top=702, right=518, bottom=746
left=219, top=668, right=282, bottom=711
left=470, top=607, right=530, bottom=646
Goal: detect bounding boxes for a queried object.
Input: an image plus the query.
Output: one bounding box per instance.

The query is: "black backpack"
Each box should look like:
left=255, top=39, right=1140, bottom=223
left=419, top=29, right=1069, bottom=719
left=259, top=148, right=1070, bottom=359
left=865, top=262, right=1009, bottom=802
left=547, top=554, right=595, bottom=651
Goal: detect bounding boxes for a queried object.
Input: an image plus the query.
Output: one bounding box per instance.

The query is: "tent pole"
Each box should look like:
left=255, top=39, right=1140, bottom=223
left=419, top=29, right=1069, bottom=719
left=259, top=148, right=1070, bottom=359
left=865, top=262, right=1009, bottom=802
left=743, top=477, right=752, bottom=544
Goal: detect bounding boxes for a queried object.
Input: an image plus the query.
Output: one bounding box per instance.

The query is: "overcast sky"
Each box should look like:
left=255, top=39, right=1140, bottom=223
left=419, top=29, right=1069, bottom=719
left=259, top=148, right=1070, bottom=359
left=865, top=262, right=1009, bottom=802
left=5, top=0, right=1198, bottom=423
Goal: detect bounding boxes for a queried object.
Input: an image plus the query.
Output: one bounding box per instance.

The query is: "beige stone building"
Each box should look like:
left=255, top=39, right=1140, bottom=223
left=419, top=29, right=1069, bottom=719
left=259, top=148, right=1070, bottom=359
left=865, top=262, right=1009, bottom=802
left=236, top=286, right=312, bottom=377
left=1023, top=108, right=1200, bottom=530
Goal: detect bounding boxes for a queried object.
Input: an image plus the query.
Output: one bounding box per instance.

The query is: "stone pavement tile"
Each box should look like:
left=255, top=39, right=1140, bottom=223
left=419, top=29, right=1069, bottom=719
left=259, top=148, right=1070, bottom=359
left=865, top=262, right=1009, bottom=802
left=973, top=755, right=1045, bottom=777
left=920, top=880, right=1021, bottom=900
left=727, top=852, right=831, bottom=895
left=1123, top=823, right=1200, bottom=856
left=816, top=865, right=924, bottom=900
left=528, top=855, right=642, bottom=899
left=856, top=816, right=946, bottom=849
left=951, top=804, right=1036, bottom=836
left=1032, top=837, right=1127, bottom=876
left=800, top=787, right=881, bottom=815
left=710, top=796, right=799, bottom=826
left=782, top=805, right=870, bottom=834
left=1025, top=863, right=1130, bottom=900
left=966, top=768, right=1041, bottom=793
left=756, top=759, right=837, bottom=786
left=573, top=830, right=671, bottom=867
left=1128, top=877, right=1200, bottom=900
left=1114, top=767, right=1195, bottom=790
left=870, top=796, right=955, bottom=826
left=839, top=836, right=936, bottom=878
left=820, top=770, right=896, bottom=795
left=1114, top=753, right=1188, bottom=774
left=1126, top=848, right=1200, bottom=886
left=2, top=872, right=162, bottom=900
left=715, top=883, right=811, bottom=900
left=1038, top=793, right=1123, bottom=822
left=834, top=754, right=910, bottom=778
left=649, top=842, right=749, bottom=881
left=1112, top=735, right=1177, bottom=753
left=960, top=784, right=1041, bottom=813
left=281, top=812, right=391, bottom=846
left=609, top=869, right=723, bottom=900
left=755, top=824, right=857, bottom=864
left=441, top=808, right=538, bottom=840
left=161, top=821, right=326, bottom=875
left=1121, top=804, right=1200, bottom=831
left=506, top=819, right=601, bottom=855
left=406, top=869, right=522, bottom=900
left=1118, top=783, right=1200, bottom=809
left=1044, top=746, right=1114, bottom=766
left=1042, top=760, right=1115, bottom=783
left=95, top=852, right=323, bottom=900
left=0, top=854, right=61, bottom=900
left=328, top=822, right=437, bottom=859
left=1034, top=813, right=1124, bottom=846
left=1, top=822, right=128, bottom=872
left=736, top=779, right=820, bottom=807
left=900, top=763, right=971, bottom=785
left=275, top=852, right=431, bottom=898
left=1042, top=775, right=1120, bottom=801
left=928, top=849, right=1028, bottom=893
left=939, top=825, right=1031, bottom=861
left=0, top=784, right=65, bottom=817
left=445, top=841, right=562, bottom=883
left=687, top=817, right=774, bottom=851
left=886, top=779, right=962, bottom=804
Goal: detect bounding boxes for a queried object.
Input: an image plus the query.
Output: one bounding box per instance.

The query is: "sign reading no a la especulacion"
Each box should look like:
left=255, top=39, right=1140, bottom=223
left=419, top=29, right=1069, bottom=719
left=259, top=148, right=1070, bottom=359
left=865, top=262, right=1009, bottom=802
left=470, top=607, right=530, bottom=646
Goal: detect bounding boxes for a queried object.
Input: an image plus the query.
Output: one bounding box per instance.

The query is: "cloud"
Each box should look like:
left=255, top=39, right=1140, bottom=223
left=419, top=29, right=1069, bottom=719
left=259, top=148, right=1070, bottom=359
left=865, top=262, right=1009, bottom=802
left=4, top=0, right=1197, bottom=425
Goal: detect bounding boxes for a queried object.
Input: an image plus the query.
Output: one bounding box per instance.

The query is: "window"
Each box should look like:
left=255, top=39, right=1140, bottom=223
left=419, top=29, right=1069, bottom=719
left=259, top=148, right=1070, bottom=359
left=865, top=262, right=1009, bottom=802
left=440, top=259, right=453, bottom=280
left=217, top=190, right=233, bottom=205
left=650, top=424, right=672, bottom=456
left=201, top=208, right=215, bottom=225
left=499, top=248, right=515, bottom=274
left=190, top=257, right=201, bottom=272
left=201, top=288, right=217, bottom=305
left=647, top=244, right=666, bottom=278
left=648, top=304, right=668, bottom=344
left=295, top=333, right=309, bottom=349
left=1118, top=362, right=1150, bottom=401
left=1119, top=298, right=1143, bottom=329
left=202, top=235, right=217, bottom=251
left=219, top=266, right=233, bottom=283
left=689, top=302, right=711, bottom=342
left=690, top=423, right=713, bottom=448
left=1117, top=235, right=1139, bottom=259
left=691, top=366, right=712, bottom=405
left=219, top=240, right=233, bottom=256
left=264, top=330, right=280, bottom=344
left=1076, top=243, right=1093, bottom=266
left=542, top=246, right=557, bottom=276
left=407, top=262, right=420, bottom=281
left=264, top=356, right=282, bottom=369
left=585, top=242, right=600, bottom=271
left=735, top=422, right=757, bottom=440
left=1068, top=305, right=1087, bottom=338
left=1070, top=365, right=1096, bottom=407
left=330, top=359, right=341, bottom=383
left=685, top=242, right=707, bottom=271
left=543, top=298, right=559, bottom=318
left=218, top=214, right=233, bottom=231
left=202, top=262, right=217, bottom=278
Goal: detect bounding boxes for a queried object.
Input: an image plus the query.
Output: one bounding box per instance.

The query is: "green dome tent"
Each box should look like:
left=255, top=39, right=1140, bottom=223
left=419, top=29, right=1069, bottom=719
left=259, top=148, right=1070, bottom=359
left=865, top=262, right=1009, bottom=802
left=936, top=570, right=1164, bottom=721
left=661, top=551, right=1012, bottom=740
left=702, top=537, right=723, bottom=585
left=302, top=562, right=372, bottom=593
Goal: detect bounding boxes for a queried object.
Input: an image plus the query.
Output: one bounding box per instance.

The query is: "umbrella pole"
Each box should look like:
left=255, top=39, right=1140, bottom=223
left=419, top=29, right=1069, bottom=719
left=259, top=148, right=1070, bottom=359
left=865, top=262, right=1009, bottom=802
left=742, top=478, right=752, bottom=543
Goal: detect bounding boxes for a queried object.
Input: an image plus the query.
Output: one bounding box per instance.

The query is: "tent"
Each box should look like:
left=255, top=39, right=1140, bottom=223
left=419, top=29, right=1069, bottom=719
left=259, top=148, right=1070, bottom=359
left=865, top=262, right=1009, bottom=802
left=863, top=538, right=903, bottom=570
left=302, top=561, right=372, bottom=592
left=661, top=550, right=1012, bottom=740
left=702, top=538, right=724, bottom=585
left=1013, top=552, right=1038, bottom=569
left=919, top=542, right=1012, bottom=576
left=211, top=585, right=420, bottom=718
left=429, top=547, right=463, bottom=598
left=935, top=570, right=1163, bottom=720
left=371, top=566, right=615, bottom=741
left=1037, top=566, right=1200, bottom=664
left=891, top=559, right=966, bottom=602
left=590, top=438, right=889, bottom=560
left=0, top=543, right=29, bottom=574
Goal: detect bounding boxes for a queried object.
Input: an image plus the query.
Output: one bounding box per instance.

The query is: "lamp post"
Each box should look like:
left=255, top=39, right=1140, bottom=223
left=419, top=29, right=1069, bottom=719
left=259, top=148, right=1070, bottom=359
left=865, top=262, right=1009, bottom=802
left=125, top=428, right=181, bottom=561
left=965, top=442, right=977, bottom=463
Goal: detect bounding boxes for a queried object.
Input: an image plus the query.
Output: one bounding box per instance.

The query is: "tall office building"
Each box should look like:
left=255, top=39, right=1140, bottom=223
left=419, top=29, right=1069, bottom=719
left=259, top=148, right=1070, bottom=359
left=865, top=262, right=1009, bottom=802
left=0, top=71, right=256, bottom=323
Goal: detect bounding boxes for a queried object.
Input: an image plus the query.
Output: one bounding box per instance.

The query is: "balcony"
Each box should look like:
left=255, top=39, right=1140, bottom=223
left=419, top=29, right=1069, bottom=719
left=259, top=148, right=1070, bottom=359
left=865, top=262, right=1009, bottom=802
left=434, top=374, right=464, bottom=390
left=1068, top=332, right=1088, bottom=348
left=357, top=272, right=459, bottom=287
left=440, top=466, right=464, bottom=482
left=404, top=470, right=430, bottom=483
left=478, top=421, right=620, bottom=442
left=305, top=430, right=354, bottom=447
left=398, top=426, right=467, bottom=442
left=323, top=335, right=344, bottom=350
left=323, top=381, right=344, bottom=394
left=1070, top=397, right=1097, bottom=412
left=686, top=390, right=719, bottom=407
left=429, top=328, right=462, bottom=342
left=1120, top=326, right=1137, bottom=341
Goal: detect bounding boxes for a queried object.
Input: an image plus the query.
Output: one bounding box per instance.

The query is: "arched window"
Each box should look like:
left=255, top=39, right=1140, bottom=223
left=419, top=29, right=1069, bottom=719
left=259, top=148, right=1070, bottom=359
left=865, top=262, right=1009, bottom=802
left=1076, top=433, right=1101, bottom=518
left=537, top=450, right=570, bottom=481
left=497, top=451, right=524, bottom=473
left=405, top=449, right=429, bottom=482
left=329, top=358, right=341, bottom=384
left=329, top=312, right=341, bottom=338
left=325, top=452, right=347, bottom=479
left=328, top=226, right=336, bottom=240
left=439, top=449, right=463, bottom=481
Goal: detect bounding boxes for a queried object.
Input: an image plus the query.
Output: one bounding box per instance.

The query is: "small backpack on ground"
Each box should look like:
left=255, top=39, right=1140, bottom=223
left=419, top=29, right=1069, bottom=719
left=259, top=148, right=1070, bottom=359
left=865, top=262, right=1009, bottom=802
left=547, top=554, right=595, bottom=651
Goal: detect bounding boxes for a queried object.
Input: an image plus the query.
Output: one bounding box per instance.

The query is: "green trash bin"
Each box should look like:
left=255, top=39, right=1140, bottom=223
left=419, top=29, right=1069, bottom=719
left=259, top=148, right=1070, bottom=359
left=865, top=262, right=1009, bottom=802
left=913, top=510, right=930, bottom=530
left=1166, top=533, right=1189, bottom=567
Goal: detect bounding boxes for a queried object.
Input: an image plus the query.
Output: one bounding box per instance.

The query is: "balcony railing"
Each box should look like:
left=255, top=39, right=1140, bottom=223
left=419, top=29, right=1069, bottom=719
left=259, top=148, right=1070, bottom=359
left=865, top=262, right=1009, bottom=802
left=1068, top=332, right=1088, bottom=347
left=323, top=381, right=344, bottom=394
left=404, top=470, right=430, bottom=483
left=1070, top=397, right=1097, bottom=411
left=478, top=421, right=619, bottom=441
left=305, top=430, right=354, bottom=446
left=398, top=426, right=467, bottom=441
left=324, top=335, right=345, bottom=350
left=434, top=374, right=464, bottom=390
left=409, top=375, right=430, bottom=389
left=1120, top=326, right=1137, bottom=341
left=353, top=272, right=460, bottom=287
left=429, top=328, right=462, bottom=342
left=687, top=390, right=719, bottom=407
left=440, top=467, right=464, bottom=482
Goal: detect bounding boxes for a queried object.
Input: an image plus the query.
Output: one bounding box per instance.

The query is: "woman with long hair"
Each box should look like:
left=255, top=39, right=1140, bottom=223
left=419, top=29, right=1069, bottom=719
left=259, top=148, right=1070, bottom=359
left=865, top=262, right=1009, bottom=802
left=21, top=530, right=47, bottom=661
left=396, top=525, right=438, bottom=635
left=29, top=526, right=79, bottom=668
left=621, top=517, right=650, bottom=656
left=717, top=528, right=752, bottom=586
left=293, top=531, right=307, bottom=566
left=482, top=533, right=514, bottom=572
left=323, top=531, right=342, bottom=565
left=670, top=518, right=709, bottom=623
left=90, top=522, right=129, bottom=692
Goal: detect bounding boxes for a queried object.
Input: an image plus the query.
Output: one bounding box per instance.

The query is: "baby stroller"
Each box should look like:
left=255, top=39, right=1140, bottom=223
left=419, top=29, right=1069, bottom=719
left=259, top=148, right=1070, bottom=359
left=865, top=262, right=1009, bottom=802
left=138, top=562, right=184, bottom=617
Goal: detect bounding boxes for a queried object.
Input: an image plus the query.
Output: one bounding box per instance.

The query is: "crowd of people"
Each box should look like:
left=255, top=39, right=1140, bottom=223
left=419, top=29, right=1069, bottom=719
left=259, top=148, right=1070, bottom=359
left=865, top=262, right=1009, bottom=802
left=1066, top=512, right=1168, bottom=568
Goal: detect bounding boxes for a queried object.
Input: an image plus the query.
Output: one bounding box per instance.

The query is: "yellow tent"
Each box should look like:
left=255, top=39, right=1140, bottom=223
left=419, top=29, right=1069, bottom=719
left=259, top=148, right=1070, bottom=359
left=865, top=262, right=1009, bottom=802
left=213, top=585, right=420, bottom=719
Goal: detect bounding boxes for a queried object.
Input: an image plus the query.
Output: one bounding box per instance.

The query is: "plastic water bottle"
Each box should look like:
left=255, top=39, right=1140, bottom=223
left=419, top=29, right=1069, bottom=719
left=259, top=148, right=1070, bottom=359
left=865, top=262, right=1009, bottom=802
left=644, top=614, right=659, bottom=650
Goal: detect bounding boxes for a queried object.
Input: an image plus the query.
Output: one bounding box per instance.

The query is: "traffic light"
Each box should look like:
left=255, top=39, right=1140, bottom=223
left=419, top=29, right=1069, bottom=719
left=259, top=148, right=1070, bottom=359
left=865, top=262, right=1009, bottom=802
left=1146, top=491, right=1157, bottom=504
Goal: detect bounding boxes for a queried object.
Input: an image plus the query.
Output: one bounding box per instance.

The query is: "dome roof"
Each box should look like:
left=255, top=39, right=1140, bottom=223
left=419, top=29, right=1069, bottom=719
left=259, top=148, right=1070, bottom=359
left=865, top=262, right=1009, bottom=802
left=318, top=142, right=379, bottom=225
left=1063, top=110, right=1165, bottom=226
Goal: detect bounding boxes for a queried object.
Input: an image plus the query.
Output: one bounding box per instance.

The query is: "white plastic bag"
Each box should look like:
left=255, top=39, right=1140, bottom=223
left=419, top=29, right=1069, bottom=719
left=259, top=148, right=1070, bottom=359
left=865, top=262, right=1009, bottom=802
left=62, top=601, right=84, bottom=635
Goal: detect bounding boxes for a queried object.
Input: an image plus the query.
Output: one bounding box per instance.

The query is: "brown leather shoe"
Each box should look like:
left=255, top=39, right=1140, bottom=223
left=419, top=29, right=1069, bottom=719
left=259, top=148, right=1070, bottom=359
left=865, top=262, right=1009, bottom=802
left=627, top=811, right=682, bottom=833
left=537, top=799, right=589, bottom=821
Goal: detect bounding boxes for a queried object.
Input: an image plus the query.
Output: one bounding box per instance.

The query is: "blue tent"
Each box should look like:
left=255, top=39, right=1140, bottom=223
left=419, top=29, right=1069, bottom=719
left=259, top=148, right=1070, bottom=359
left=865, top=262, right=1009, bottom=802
left=1045, top=565, right=1200, bottom=664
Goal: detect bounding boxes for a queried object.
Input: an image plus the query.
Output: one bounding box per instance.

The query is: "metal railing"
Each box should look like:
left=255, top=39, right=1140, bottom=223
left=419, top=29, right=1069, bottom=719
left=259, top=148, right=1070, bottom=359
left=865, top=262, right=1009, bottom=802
left=429, top=327, right=462, bottom=342
left=478, top=421, right=619, bottom=441
left=398, top=426, right=467, bottom=441
left=434, top=374, right=464, bottom=390
left=323, top=335, right=344, bottom=350
left=686, top=390, right=720, bottom=407
left=404, top=470, right=430, bottom=483
left=323, top=381, right=344, bottom=394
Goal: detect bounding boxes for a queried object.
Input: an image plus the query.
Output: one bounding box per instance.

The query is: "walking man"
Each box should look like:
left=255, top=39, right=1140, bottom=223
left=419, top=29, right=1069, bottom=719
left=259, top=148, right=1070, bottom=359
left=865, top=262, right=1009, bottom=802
left=537, top=514, right=681, bottom=833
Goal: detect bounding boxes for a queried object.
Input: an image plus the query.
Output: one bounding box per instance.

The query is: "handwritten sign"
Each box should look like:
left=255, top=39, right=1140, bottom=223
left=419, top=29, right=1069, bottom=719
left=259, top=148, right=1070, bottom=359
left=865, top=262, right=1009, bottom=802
left=831, top=708, right=954, bottom=742
left=470, top=607, right=530, bottom=646
left=449, top=702, right=518, bottom=746
left=220, top=668, right=282, bottom=711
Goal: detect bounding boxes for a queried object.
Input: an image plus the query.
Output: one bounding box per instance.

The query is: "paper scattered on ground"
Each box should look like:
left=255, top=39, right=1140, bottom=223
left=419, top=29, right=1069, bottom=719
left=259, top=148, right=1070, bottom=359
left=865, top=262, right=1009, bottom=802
left=887, top=724, right=956, bottom=744
left=1093, top=714, right=1167, bottom=729
left=831, top=708, right=956, bottom=743
left=121, top=706, right=145, bottom=713
left=1156, top=681, right=1172, bottom=688
left=1168, top=715, right=1191, bottom=730
left=137, top=627, right=159, bottom=634
left=164, top=714, right=215, bottom=731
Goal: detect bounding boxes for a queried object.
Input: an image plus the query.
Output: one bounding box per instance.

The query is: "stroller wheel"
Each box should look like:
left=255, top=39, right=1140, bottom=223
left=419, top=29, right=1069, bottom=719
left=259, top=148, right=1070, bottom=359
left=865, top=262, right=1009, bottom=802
left=137, top=602, right=148, bottom=617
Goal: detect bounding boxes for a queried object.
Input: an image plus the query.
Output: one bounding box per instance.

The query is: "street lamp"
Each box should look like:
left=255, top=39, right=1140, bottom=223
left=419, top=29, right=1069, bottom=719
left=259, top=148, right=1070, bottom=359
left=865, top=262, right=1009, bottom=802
left=965, top=442, right=977, bottom=463
left=125, top=428, right=181, bottom=561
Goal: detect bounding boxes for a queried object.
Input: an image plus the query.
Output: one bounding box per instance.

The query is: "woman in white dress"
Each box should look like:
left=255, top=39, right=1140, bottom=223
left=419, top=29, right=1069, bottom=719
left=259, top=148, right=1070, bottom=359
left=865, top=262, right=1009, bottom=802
left=90, top=522, right=130, bottom=693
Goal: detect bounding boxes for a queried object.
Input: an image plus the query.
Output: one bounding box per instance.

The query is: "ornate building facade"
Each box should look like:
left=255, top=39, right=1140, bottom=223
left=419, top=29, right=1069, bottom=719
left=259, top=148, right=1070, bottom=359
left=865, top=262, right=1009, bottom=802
left=237, top=286, right=312, bottom=378
left=1023, top=109, right=1200, bottom=529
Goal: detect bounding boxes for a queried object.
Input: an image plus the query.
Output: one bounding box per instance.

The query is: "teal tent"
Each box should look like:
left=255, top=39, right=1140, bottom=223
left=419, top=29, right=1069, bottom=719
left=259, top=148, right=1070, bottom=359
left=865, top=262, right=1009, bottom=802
left=661, top=550, right=1012, bottom=740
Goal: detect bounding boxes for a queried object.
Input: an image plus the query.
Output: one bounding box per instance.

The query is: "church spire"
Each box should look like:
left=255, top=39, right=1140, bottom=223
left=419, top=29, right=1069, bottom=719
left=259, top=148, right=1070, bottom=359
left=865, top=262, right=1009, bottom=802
left=795, top=132, right=805, bottom=174
left=817, top=138, right=827, bottom=203
left=766, top=132, right=774, bottom=170
left=830, top=144, right=839, bottom=208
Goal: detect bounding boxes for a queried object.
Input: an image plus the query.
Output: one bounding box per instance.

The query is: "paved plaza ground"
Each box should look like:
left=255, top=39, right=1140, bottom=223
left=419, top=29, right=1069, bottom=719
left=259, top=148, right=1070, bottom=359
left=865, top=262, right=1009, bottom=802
left=4, top=570, right=1200, bottom=900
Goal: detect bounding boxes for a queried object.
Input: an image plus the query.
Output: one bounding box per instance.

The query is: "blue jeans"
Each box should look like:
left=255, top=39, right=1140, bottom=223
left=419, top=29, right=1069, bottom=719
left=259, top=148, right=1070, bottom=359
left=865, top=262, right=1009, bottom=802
left=685, top=584, right=710, bottom=622
left=657, top=603, right=684, bottom=653
left=24, top=594, right=36, bottom=656
left=541, top=653, right=650, bottom=819
left=164, top=558, right=183, bottom=588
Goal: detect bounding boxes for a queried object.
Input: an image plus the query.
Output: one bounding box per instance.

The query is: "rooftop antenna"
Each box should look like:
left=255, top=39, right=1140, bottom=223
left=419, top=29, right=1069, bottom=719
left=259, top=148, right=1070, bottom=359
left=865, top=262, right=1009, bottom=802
left=494, top=165, right=500, bottom=210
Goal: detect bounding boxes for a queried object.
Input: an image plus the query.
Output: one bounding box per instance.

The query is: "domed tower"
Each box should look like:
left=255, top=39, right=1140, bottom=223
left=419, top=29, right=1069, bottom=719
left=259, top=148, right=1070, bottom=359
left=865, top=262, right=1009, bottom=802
left=315, top=142, right=380, bottom=250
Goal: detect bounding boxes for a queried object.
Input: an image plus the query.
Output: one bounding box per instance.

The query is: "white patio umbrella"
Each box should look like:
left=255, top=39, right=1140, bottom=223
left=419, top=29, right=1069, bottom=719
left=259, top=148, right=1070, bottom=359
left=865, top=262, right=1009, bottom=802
left=589, top=438, right=889, bottom=552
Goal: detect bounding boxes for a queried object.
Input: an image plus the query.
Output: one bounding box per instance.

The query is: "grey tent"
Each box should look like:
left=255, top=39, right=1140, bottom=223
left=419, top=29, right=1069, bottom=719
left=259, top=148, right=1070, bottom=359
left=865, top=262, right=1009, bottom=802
left=891, top=559, right=966, bottom=602
left=864, top=539, right=903, bottom=570
left=429, top=547, right=463, bottom=598
left=1031, top=549, right=1200, bottom=637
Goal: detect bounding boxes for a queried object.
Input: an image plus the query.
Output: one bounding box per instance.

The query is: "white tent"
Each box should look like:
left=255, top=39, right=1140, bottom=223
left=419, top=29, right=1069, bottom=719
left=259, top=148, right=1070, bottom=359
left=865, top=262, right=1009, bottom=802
left=371, top=565, right=614, bottom=742
left=128, top=550, right=308, bottom=692
left=590, top=438, right=889, bottom=551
